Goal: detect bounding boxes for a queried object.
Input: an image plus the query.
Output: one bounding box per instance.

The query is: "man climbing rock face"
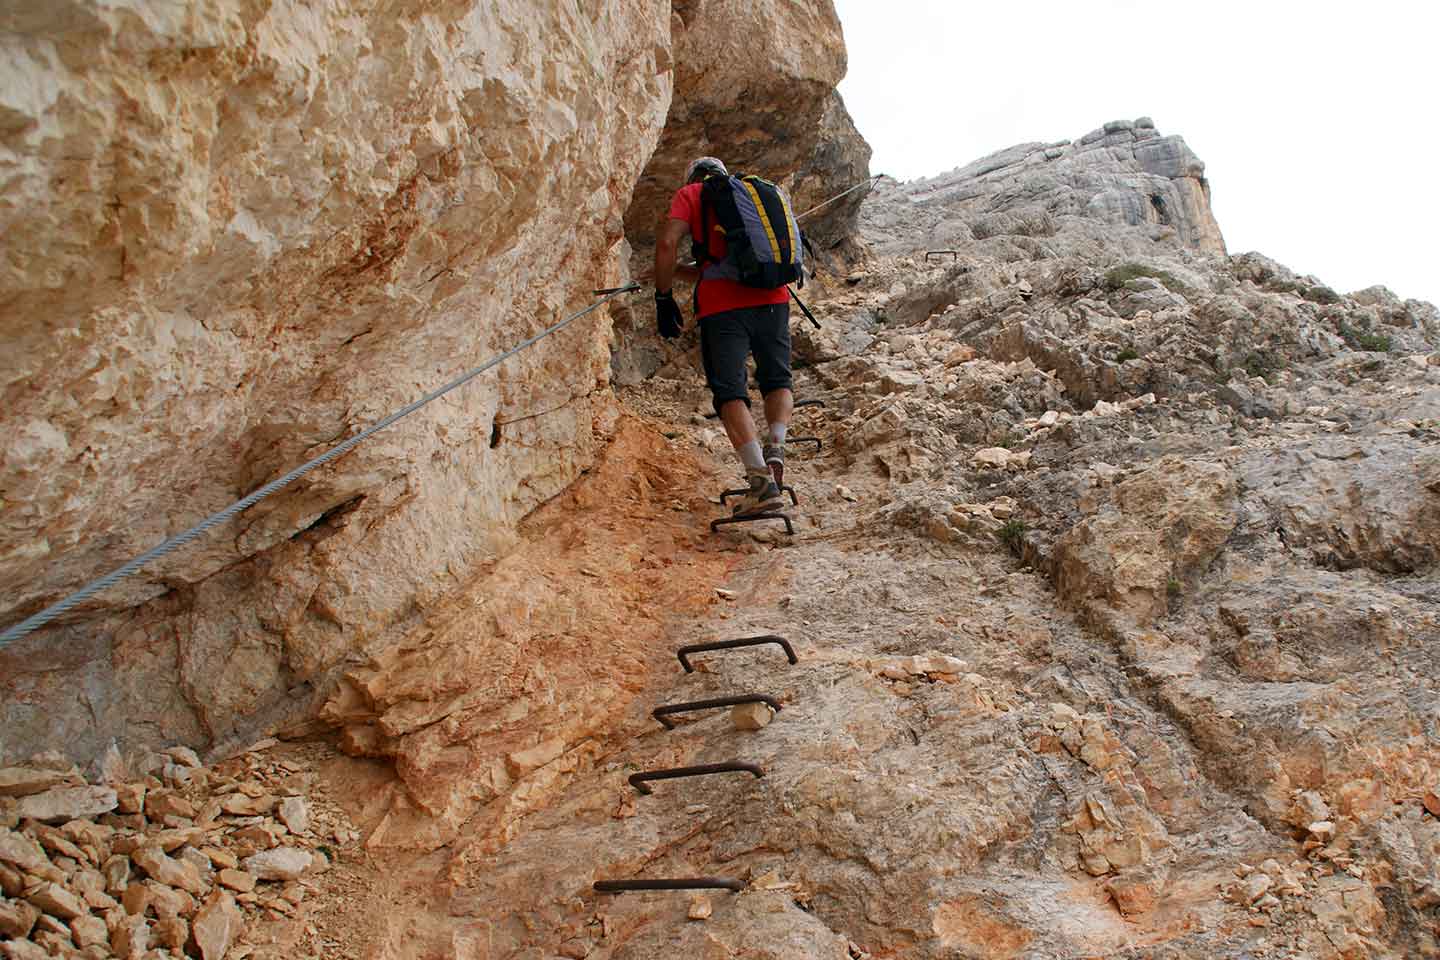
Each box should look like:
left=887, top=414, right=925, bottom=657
left=653, top=156, right=793, bottom=517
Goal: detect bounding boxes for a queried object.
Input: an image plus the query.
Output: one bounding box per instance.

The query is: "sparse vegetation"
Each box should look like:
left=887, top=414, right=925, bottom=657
left=1116, top=348, right=1139, bottom=363
left=1104, top=263, right=1189, bottom=295
left=1241, top=350, right=1285, bottom=382
left=998, top=519, right=1027, bottom=553
left=1261, top=278, right=1340, bottom=304
left=1167, top=577, right=1182, bottom=598
left=1338, top=320, right=1391, bottom=353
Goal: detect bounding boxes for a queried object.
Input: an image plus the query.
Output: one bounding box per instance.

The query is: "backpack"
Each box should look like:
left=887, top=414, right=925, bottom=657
left=693, top=173, right=807, bottom=290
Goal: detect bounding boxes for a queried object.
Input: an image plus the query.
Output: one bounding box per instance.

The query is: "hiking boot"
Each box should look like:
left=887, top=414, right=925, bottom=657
left=763, top=442, right=785, bottom=487
left=731, top=470, right=785, bottom=517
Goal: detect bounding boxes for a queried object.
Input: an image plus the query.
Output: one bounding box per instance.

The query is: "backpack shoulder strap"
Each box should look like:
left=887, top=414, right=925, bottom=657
left=692, top=174, right=730, bottom=266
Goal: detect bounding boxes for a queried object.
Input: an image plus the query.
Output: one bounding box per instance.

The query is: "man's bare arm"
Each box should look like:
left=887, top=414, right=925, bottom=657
left=653, top=217, right=696, bottom=292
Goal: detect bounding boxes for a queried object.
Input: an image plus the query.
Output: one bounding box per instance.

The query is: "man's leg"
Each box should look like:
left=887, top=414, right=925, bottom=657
left=762, top=388, right=793, bottom=440
left=718, top=398, right=763, bottom=462
left=701, top=311, right=783, bottom=514
left=751, top=302, right=794, bottom=485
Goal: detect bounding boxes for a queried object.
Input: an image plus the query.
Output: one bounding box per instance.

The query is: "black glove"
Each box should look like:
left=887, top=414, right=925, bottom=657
left=655, top=290, right=684, bottom=339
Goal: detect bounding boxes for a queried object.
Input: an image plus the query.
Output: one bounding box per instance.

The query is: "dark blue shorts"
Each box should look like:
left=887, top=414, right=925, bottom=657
left=698, top=302, right=792, bottom=414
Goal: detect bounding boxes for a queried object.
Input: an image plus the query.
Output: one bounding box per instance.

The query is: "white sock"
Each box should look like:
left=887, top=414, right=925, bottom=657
left=737, top=440, right=766, bottom=472
left=768, top=423, right=788, bottom=446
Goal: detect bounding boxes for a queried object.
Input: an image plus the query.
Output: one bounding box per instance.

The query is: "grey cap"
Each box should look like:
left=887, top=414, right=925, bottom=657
left=685, top=156, right=728, bottom=183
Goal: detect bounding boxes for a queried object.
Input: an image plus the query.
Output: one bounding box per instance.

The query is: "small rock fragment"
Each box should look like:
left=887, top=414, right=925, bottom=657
left=153, top=913, right=189, bottom=950
left=1241, top=873, right=1273, bottom=904
left=730, top=702, right=775, bottom=731
left=243, top=847, right=313, bottom=882
left=0, top=768, right=74, bottom=798
left=26, top=881, right=87, bottom=920
left=192, top=891, right=243, bottom=960
left=0, top=828, right=51, bottom=872
left=277, top=797, right=310, bottom=834
left=0, top=897, right=41, bottom=937
left=971, top=447, right=1010, bottom=470
left=146, top=792, right=196, bottom=820
left=218, top=869, right=256, bottom=893
left=31, top=825, right=85, bottom=861
left=1, top=939, right=50, bottom=960
left=201, top=847, right=238, bottom=870
left=102, top=855, right=131, bottom=894
left=110, top=913, right=150, bottom=959
left=122, top=883, right=150, bottom=917
left=144, top=880, right=196, bottom=919
left=0, top=862, right=22, bottom=897
left=132, top=845, right=206, bottom=896
left=688, top=895, right=712, bottom=920
left=70, top=913, right=109, bottom=948
left=113, top=783, right=146, bottom=815
left=15, top=786, right=118, bottom=823
left=165, top=747, right=202, bottom=768
left=220, top=794, right=275, bottom=817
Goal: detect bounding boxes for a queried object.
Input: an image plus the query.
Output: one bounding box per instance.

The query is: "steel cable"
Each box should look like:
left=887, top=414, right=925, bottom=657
left=0, top=285, right=638, bottom=648
left=1, top=173, right=889, bottom=648
left=796, top=175, right=883, bottom=220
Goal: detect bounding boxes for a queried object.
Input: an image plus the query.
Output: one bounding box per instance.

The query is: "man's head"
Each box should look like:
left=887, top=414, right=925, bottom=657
left=685, top=156, right=728, bottom=184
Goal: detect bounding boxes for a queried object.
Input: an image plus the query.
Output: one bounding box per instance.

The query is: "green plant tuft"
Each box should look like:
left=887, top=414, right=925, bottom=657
left=1338, top=320, right=1391, bottom=353
left=998, top=519, right=1027, bottom=552
left=1241, top=351, right=1285, bottom=382
left=1116, top=348, right=1139, bottom=363
left=1104, top=263, right=1188, bottom=295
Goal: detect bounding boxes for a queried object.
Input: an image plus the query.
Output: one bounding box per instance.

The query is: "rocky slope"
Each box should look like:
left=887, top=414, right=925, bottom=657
left=0, top=0, right=865, bottom=765
left=5, top=11, right=1439, bottom=957
left=296, top=119, right=1435, bottom=959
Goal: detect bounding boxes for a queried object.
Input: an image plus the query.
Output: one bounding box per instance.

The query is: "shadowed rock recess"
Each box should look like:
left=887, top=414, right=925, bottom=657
left=3, top=4, right=1440, bottom=960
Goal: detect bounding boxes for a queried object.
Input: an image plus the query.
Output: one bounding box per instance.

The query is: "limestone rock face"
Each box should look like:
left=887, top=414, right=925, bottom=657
left=1, top=1, right=679, bottom=759
left=1054, top=458, right=1238, bottom=626
left=861, top=117, right=1225, bottom=260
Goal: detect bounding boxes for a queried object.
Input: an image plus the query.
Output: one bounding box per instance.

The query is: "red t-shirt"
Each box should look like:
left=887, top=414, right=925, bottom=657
left=668, top=182, right=790, bottom=320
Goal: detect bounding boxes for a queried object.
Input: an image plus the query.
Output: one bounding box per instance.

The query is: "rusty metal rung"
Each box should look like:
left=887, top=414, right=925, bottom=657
left=924, top=250, right=960, bottom=262
left=720, top=485, right=798, bottom=506
left=594, top=878, right=744, bottom=893
left=677, top=635, right=797, bottom=673
left=790, top=436, right=822, bottom=451
left=629, top=760, right=765, bottom=795
left=710, top=512, right=794, bottom=535
left=653, top=693, right=782, bottom=729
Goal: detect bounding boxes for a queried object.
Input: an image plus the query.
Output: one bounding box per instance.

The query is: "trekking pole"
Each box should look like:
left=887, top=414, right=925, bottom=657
left=788, top=287, right=821, bottom=329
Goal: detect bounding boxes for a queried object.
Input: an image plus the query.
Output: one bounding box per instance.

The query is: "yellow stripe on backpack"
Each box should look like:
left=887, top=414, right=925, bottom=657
left=741, top=178, right=784, bottom=264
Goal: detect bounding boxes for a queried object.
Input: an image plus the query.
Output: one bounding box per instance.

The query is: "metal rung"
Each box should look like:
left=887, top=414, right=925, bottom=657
left=653, top=694, right=782, bottom=729
left=720, top=484, right=798, bottom=506
left=925, top=250, right=960, bottom=261
left=629, top=761, right=764, bottom=795
left=594, top=878, right=743, bottom=893
left=790, top=436, right=822, bottom=450
left=677, top=635, right=798, bottom=673
left=710, top=512, right=793, bottom=534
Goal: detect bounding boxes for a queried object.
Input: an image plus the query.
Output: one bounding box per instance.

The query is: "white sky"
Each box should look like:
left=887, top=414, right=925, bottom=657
left=833, top=0, right=1439, bottom=306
